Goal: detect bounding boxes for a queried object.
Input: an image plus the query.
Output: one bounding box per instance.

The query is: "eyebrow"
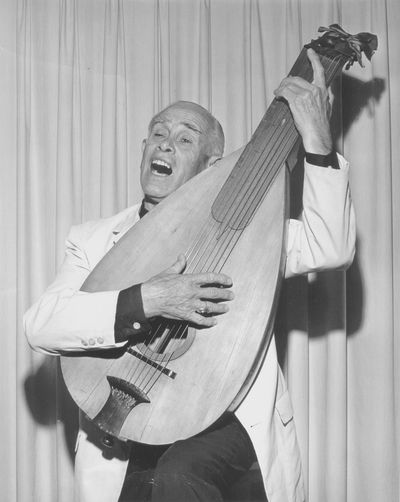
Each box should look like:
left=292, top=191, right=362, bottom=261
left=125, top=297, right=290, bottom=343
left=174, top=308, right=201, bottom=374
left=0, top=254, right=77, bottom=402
left=153, top=118, right=202, bottom=135
left=182, top=122, right=202, bottom=134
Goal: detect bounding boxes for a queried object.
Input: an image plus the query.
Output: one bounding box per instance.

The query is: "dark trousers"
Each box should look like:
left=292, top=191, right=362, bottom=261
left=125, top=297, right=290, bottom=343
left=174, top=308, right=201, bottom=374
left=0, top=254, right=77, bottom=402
left=118, top=413, right=257, bottom=502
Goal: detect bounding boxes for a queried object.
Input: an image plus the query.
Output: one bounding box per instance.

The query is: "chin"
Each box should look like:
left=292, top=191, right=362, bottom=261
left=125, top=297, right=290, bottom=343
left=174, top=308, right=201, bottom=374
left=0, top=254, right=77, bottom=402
left=143, top=189, right=170, bottom=206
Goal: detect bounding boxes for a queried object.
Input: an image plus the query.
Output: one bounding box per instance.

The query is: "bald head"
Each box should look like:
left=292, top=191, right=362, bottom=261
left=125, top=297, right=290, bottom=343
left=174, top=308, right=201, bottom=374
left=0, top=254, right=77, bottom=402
left=148, top=101, right=225, bottom=158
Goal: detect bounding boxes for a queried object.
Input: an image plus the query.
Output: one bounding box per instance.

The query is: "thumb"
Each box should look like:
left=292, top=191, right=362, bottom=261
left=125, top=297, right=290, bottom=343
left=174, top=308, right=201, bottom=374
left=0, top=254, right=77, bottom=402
left=308, top=48, right=326, bottom=89
left=163, top=254, right=187, bottom=276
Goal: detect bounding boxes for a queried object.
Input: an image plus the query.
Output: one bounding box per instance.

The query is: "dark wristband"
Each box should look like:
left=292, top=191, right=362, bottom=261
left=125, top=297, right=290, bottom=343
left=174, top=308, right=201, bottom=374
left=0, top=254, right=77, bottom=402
left=305, top=150, right=339, bottom=170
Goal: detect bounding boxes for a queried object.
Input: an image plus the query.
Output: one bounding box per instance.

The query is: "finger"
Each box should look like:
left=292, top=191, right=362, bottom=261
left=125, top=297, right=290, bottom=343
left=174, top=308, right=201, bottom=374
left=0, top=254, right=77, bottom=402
left=274, top=81, right=307, bottom=103
left=274, top=84, right=317, bottom=118
left=191, top=312, right=218, bottom=327
left=191, top=272, right=233, bottom=288
left=163, top=254, right=187, bottom=276
left=199, top=286, right=235, bottom=302
left=274, top=77, right=313, bottom=103
left=307, top=48, right=326, bottom=89
left=327, top=87, right=334, bottom=116
left=197, top=300, right=230, bottom=314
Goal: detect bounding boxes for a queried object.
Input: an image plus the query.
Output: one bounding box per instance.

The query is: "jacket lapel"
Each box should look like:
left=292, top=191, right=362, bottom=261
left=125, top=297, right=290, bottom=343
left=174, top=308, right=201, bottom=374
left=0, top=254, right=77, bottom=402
left=110, top=205, right=141, bottom=248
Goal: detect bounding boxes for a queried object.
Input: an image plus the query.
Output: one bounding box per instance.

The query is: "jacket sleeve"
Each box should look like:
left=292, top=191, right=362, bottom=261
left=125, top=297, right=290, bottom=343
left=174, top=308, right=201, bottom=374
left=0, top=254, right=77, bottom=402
left=23, top=224, right=139, bottom=355
left=285, top=154, right=356, bottom=278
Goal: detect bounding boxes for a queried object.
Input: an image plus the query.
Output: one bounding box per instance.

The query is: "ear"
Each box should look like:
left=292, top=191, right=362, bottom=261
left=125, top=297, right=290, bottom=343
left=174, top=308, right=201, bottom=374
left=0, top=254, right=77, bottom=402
left=207, top=155, right=222, bottom=168
left=141, top=139, right=147, bottom=152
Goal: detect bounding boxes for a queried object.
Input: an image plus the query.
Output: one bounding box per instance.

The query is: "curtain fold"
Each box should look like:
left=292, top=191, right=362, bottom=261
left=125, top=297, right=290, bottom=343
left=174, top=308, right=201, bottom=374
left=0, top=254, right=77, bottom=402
left=1, top=0, right=398, bottom=500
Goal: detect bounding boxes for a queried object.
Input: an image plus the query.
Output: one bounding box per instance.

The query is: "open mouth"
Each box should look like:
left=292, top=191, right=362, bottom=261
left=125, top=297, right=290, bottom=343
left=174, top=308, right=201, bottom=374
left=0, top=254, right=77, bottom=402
left=151, top=159, right=172, bottom=176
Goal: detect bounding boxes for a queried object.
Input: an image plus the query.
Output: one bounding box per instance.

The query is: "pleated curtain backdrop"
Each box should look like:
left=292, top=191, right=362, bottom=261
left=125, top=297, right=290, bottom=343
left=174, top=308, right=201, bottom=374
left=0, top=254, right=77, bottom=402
left=1, top=0, right=399, bottom=501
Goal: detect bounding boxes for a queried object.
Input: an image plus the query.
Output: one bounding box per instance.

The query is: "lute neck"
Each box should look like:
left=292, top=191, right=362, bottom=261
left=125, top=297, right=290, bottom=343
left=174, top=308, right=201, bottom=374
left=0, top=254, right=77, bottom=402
left=211, top=48, right=348, bottom=232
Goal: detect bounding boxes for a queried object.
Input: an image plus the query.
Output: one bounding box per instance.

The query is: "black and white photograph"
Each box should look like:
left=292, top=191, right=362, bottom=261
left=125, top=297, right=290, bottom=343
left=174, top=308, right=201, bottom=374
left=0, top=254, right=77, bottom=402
left=1, top=1, right=398, bottom=501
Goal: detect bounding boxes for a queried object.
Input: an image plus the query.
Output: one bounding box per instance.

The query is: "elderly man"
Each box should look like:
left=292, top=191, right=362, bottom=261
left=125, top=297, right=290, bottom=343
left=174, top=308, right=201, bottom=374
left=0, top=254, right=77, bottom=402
left=24, top=49, right=356, bottom=502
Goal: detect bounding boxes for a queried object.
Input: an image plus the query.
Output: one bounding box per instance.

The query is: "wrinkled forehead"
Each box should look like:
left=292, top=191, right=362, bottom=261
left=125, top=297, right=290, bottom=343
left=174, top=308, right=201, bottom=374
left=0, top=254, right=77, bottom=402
left=149, top=103, right=214, bottom=136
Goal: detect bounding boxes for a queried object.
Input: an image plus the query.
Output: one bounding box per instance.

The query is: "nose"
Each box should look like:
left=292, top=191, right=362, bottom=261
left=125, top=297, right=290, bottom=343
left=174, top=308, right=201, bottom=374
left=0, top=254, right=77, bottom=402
left=157, top=137, right=175, bottom=153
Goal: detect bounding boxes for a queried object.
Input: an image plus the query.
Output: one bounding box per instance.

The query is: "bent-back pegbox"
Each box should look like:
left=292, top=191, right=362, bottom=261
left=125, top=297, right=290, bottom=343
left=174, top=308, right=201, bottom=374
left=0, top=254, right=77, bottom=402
left=61, top=25, right=377, bottom=445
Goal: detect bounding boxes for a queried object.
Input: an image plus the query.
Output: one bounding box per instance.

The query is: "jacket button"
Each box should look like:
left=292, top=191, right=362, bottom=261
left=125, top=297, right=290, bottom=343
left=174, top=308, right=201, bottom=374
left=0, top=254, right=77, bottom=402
left=97, top=337, right=104, bottom=344
left=81, top=340, right=88, bottom=346
left=89, top=339, right=96, bottom=346
left=133, top=322, right=141, bottom=330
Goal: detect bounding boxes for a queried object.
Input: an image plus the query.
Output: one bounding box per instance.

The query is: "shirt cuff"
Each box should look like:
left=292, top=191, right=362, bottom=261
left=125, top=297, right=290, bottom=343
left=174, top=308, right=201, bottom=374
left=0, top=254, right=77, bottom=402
left=114, top=284, right=152, bottom=342
left=305, top=150, right=340, bottom=170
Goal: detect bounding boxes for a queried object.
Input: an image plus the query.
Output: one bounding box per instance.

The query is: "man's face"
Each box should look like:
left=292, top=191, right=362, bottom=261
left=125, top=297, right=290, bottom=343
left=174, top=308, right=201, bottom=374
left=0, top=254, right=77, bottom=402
left=140, top=104, right=214, bottom=209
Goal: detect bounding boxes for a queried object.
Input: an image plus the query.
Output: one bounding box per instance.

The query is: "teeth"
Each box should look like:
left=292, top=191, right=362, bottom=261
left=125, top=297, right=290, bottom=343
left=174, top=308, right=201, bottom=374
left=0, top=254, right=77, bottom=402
left=151, top=159, right=172, bottom=175
left=153, top=159, right=171, bottom=169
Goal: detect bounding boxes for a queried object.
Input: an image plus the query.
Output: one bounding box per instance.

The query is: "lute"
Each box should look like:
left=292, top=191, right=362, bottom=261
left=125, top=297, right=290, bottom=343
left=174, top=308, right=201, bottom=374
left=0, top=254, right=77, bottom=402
left=61, top=25, right=377, bottom=445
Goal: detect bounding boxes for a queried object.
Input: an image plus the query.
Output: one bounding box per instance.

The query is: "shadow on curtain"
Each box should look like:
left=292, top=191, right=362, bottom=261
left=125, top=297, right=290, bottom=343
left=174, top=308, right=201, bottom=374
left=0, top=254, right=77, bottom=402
left=2, top=1, right=398, bottom=501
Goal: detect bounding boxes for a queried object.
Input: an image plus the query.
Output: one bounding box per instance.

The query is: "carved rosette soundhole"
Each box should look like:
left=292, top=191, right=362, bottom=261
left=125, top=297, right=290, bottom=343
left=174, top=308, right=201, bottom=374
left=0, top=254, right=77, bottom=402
left=92, top=376, right=150, bottom=438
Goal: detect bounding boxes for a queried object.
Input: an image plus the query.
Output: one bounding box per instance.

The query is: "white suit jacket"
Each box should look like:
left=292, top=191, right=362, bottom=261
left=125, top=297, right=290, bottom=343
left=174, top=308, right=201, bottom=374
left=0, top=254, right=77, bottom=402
left=24, top=156, right=356, bottom=502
